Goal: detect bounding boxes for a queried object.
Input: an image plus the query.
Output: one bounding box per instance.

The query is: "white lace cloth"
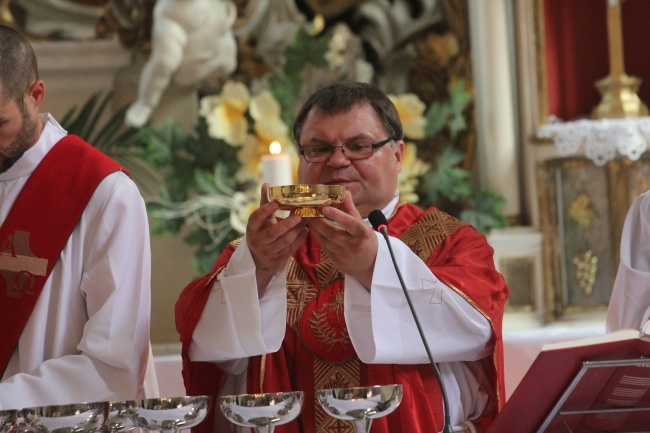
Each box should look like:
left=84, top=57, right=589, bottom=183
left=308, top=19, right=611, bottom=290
left=537, top=117, right=650, bottom=166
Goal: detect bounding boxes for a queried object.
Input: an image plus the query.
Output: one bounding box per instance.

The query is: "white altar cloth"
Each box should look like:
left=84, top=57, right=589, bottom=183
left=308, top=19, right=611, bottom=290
left=501, top=321, right=605, bottom=399
left=152, top=322, right=607, bottom=401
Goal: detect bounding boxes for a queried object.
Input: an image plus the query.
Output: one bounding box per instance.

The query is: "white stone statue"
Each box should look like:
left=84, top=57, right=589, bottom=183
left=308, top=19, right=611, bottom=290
left=125, top=0, right=238, bottom=127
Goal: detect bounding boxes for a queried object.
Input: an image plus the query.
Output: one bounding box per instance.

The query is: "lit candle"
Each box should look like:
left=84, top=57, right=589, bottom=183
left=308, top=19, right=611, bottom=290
left=261, top=141, right=293, bottom=186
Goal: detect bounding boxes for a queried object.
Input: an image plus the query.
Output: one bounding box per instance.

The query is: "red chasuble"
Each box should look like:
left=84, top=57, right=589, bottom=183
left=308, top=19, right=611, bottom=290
left=176, top=203, right=509, bottom=433
left=0, top=135, right=128, bottom=374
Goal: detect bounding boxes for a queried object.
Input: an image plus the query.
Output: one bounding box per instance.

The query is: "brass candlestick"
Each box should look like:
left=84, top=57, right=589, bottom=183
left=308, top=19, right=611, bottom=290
left=592, top=0, right=648, bottom=119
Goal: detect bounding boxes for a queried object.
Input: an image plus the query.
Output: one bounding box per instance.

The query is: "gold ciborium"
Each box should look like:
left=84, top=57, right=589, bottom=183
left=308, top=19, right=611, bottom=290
left=267, top=184, right=345, bottom=217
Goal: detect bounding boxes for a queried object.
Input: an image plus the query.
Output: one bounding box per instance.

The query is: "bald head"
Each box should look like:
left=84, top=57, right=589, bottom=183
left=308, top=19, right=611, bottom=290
left=0, top=25, right=38, bottom=106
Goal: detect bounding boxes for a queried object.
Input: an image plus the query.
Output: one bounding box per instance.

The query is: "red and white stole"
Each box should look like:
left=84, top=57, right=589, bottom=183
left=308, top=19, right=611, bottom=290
left=0, top=135, right=128, bottom=375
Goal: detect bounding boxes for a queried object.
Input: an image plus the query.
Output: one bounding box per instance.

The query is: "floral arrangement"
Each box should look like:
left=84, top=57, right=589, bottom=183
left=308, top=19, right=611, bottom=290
left=138, top=26, right=506, bottom=274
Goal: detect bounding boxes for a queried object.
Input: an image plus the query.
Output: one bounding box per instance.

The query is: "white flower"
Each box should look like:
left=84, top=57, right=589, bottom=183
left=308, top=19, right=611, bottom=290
left=230, top=191, right=259, bottom=233
left=390, top=93, right=427, bottom=140
left=202, top=80, right=250, bottom=146
left=398, top=142, right=430, bottom=203
left=249, top=91, right=290, bottom=144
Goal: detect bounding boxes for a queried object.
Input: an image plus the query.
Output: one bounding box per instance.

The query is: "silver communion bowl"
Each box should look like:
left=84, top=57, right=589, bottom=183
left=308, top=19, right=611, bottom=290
left=0, top=409, right=17, bottom=433
left=20, top=401, right=108, bottom=433
left=99, top=401, right=136, bottom=433
left=316, top=385, right=403, bottom=433
left=219, top=391, right=304, bottom=433
left=127, top=396, right=211, bottom=433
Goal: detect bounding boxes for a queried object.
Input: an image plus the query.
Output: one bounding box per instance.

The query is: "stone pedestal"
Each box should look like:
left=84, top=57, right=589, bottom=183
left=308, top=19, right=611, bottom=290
left=487, top=226, right=545, bottom=328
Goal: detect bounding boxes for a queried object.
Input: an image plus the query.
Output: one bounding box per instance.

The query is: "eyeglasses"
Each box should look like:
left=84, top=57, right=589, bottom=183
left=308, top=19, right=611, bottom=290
left=298, top=137, right=396, bottom=163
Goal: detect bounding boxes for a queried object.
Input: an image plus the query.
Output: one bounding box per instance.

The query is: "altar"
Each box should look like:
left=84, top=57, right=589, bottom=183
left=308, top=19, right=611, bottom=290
left=152, top=319, right=607, bottom=401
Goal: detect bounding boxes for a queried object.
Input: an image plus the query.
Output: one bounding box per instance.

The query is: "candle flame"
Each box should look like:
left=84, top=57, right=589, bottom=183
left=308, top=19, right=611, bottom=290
left=269, top=141, right=282, bottom=155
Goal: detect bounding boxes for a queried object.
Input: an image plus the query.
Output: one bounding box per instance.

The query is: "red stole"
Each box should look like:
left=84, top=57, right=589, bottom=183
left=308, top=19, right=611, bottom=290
left=177, top=203, right=508, bottom=433
left=0, top=135, right=128, bottom=375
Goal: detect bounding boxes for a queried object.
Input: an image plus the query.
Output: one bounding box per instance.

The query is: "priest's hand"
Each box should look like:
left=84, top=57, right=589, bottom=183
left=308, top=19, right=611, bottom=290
left=247, top=184, right=308, bottom=295
left=308, top=192, right=378, bottom=290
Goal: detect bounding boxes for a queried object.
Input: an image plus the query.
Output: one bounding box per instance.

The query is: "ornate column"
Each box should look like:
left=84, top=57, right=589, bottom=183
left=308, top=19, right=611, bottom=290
left=467, top=0, right=521, bottom=222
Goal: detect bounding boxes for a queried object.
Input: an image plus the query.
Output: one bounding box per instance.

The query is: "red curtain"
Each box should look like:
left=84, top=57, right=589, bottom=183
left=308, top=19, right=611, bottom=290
left=543, top=0, right=650, bottom=121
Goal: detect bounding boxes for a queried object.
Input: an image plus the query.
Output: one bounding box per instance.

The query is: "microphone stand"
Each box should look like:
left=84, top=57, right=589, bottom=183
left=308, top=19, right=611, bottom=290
left=374, top=220, right=453, bottom=433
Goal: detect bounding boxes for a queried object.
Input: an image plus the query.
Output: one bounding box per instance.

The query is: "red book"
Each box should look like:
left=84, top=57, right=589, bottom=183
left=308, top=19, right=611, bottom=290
left=488, top=323, right=650, bottom=433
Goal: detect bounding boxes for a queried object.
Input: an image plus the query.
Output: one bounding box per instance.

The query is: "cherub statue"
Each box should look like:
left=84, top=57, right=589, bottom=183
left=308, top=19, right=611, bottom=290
left=125, top=0, right=237, bottom=127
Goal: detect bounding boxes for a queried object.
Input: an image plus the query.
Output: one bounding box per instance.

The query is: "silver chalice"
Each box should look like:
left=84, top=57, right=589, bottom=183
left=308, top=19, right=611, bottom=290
left=219, top=391, right=303, bottom=433
left=99, top=401, right=136, bottom=433
left=20, top=401, right=108, bottom=433
left=127, top=396, right=211, bottom=433
left=316, top=385, right=403, bottom=433
left=0, top=409, right=17, bottom=433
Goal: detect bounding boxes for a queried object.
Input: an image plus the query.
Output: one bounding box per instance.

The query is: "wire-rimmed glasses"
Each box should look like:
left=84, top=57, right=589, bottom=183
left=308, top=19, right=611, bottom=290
left=298, top=137, right=396, bottom=163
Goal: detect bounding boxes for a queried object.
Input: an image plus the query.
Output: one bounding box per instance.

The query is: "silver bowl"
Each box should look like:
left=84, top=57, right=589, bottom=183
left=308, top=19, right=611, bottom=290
left=20, top=402, right=108, bottom=433
left=99, top=401, right=136, bottom=433
left=316, top=385, right=403, bottom=433
left=0, top=409, right=17, bottom=433
left=127, top=396, right=211, bottom=433
left=219, top=391, right=303, bottom=433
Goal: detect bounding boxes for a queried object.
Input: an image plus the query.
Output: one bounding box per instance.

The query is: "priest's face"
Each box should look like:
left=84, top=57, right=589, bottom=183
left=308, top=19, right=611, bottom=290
left=0, top=81, right=44, bottom=174
left=296, top=104, right=404, bottom=219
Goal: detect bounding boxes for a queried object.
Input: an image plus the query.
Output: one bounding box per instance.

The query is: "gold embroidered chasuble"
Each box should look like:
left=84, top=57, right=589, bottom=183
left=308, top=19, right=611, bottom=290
left=178, top=203, right=508, bottom=433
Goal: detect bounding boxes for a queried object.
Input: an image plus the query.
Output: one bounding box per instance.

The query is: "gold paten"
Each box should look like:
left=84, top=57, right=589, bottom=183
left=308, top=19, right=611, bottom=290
left=267, top=184, right=346, bottom=217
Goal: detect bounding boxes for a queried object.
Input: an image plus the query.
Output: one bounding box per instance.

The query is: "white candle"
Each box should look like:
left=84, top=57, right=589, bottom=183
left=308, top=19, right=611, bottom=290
left=261, top=141, right=293, bottom=186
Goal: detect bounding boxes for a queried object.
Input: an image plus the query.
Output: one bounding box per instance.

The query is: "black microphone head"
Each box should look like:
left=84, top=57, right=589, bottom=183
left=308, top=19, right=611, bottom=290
left=368, top=209, right=388, bottom=231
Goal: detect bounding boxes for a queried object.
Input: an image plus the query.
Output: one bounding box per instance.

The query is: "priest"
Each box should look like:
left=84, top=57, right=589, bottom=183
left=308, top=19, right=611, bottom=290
left=176, top=81, right=509, bottom=433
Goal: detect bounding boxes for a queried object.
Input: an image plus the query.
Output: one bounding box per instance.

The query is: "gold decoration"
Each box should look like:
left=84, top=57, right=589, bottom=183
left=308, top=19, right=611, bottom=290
left=573, top=250, right=598, bottom=295
left=592, top=0, right=648, bottom=119
left=307, top=291, right=350, bottom=352
left=568, top=193, right=597, bottom=229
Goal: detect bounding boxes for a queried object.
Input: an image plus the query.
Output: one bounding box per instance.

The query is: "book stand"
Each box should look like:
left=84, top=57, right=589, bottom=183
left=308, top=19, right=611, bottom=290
left=537, top=357, right=650, bottom=432
left=488, top=328, right=650, bottom=433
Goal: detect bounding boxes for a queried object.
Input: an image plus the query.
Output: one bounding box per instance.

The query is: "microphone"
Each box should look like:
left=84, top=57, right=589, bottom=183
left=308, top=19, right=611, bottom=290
left=368, top=210, right=452, bottom=433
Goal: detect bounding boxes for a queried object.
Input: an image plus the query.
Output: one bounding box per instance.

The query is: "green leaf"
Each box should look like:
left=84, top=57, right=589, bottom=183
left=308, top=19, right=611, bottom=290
left=82, top=92, right=113, bottom=141
left=165, top=158, right=197, bottom=201
left=424, top=102, right=450, bottom=138
left=92, top=104, right=135, bottom=149
left=447, top=80, right=472, bottom=139
left=146, top=201, right=184, bottom=234
left=459, top=189, right=508, bottom=234
left=420, top=146, right=473, bottom=204
left=63, top=93, right=101, bottom=136
left=284, top=27, right=330, bottom=76
left=422, top=79, right=473, bottom=140
left=194, top=170, right=219, bottom=195
left=139, top=119, right=188, bottom=166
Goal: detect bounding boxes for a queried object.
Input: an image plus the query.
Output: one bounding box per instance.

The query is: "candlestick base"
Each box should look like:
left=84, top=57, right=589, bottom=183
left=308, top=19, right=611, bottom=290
left=592, top=74, right=649, bottom=119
